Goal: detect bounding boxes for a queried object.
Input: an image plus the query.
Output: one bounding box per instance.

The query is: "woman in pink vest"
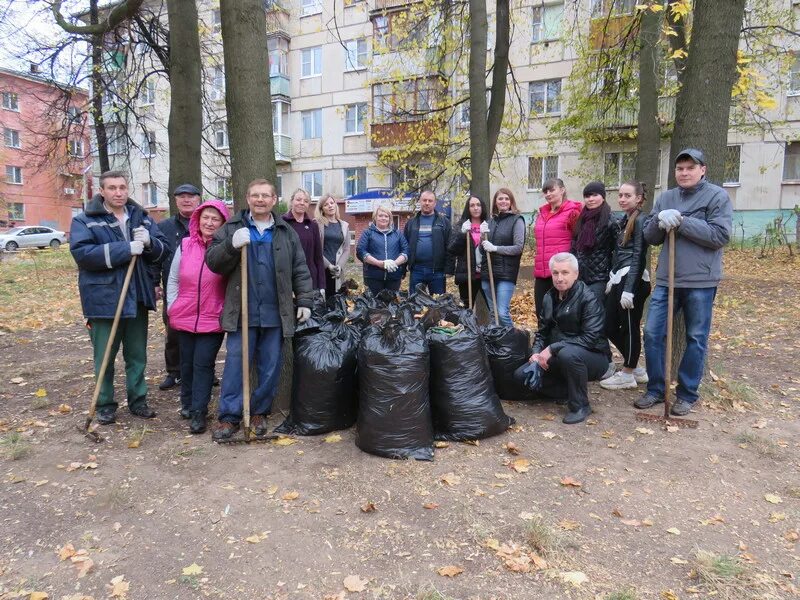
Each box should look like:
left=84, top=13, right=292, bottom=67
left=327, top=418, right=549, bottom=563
left=533, top=178, right=582, bottom=317
left=167, top=199, right=230, bottom=434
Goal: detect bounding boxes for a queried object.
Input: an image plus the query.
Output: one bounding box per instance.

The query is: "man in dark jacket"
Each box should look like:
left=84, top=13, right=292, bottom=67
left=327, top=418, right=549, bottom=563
left=70, top=170, right=167, bottom=424
left=206, top=178, right=315, bottom=441
left=403, top=190, right=451, bottom=294
left=636, top=148, right=732, bottom=416
left=156, top=183, right=201, bottom=391
left=513, top=252, right=607, bottom=424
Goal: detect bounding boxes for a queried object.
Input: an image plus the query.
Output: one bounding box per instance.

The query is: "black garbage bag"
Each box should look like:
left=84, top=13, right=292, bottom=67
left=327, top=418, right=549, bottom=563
left=482, top=325, right=537, bottom=401
left=356, top=315, right=433, bottom=460
left=275, top=312, right=360, bottom=436
left=428, top=311, right=514, bottom=441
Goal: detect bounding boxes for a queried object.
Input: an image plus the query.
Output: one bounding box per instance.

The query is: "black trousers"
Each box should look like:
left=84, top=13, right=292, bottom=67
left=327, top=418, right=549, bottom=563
left=178, top=331, right=225, bottom=414
left=364, top=277, right=401, bottom=295
left=534, top=276, right=553, bottom=318
left=605, top=277, right=651, bottom=369
left=513, top=345, right=607, bottom=411
left=456, top=278, right=486, bottom=308
left=162, top=303, right=181, bottom=376
left=325, top=270, right=338, bottom=297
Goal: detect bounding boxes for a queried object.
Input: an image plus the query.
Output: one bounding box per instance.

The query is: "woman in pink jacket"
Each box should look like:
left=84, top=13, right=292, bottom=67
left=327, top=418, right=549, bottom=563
left=533, top=178, right=583, bottom=317
left=167, top=199, right=230, bottom=434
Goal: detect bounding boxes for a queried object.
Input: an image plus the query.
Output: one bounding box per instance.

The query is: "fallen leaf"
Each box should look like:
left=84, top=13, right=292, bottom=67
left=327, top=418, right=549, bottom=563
left=323, top=433, right=342, bottom=443
left=666, top=527, right=681, bottom=535
left=666, top=425, right=679, bottom=433
left=108, top=575, right=129, bottom=598
left=10, top=376, right=24, bottom=384
left=128, top=439, right=141, bottom=449
left=560, top=476, right=582, bottom=488
left=58, top=542, right=77, bottom=561
left=272, top=436, right=297, bottom=446
left=765, top=493, right=782, bottom=504
left=769, top=512, right=786, bottom=523
left=282, top=491, right=300, bottom=501
left=436, top=565, right=464, bottom=577
left=360, top=501, right=377, bottom=513
left=440, top=472, right=461, bottom=486
left=265, top=485, right=279, bottom=495
left=558, top=519, right=580, bottom=531
left=635, top=427, right=655, bottom=435
left=182, top=563, right=203, bottom=576
left=72, top=555, right=94, bottom=578
left=540, top=431, right=556, bottom=439
left=484, top=538, right=501, bottom=550
left=670, top=557, right=688, bottom=565
left=751, top=418, right=767, bottom=429
left=660, top=591, right=679, bottom=600
left=621, top=518, right=642, bottom=527
left=560, top=571, right=588, bottom=587
left=530, top=553, right=548, bottom=569
left=245, top=535, right=262, bottom=544
left=35, top=388, right=47, bottom=397
left=422, top=502, right=439, bottom=510
left=784, top=529, right=798, bottom=542
left=29, top=592, right=48, bottom=600
left=343, top=574, right=368, bottom=592
left=510, top=458, right=530, bottom=473
left=433, top=441, right=449, bottom=448
left=58, top=404, right=72, bottom=414
left=323, top=593, right=346, bottom=600
left=505, top=442, right=520, bottom=455
left=518, top=512, right=537, bottom=520
left=462, top=439, right=479, bottom=446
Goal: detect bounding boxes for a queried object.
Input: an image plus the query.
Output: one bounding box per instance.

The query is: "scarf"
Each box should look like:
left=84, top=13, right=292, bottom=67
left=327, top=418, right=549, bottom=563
left=574, top=202, right=610, bottom=253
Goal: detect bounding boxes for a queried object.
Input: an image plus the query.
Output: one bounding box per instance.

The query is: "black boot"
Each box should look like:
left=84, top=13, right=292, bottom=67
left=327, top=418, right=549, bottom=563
left=96, top=407, right=116, bottom=425
left=563, top=405, right=592, bottom=424
left=190, top=412, right=207, bottom=434
left=129, top=402, right=157, bottom=419
left=179, top=406, right=192, bottom=419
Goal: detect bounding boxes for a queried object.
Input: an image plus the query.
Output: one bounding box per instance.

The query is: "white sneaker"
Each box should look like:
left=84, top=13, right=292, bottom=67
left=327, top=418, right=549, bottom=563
left=600, top=362, right=616, bottom=380
left=633, top=366, right=649, bottom=384
left=600, top=371, right=637, bottom=390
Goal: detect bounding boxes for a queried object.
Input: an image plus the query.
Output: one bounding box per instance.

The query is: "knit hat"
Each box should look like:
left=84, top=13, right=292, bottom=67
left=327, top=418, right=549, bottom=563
left=582, top=181, right=606, bottom=199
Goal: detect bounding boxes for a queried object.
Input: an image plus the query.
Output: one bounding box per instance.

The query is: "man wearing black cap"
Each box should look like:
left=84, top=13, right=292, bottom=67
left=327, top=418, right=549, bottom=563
left=636, top=148, right=732, bottom=416
left=157, top=183, right=202, bottom=394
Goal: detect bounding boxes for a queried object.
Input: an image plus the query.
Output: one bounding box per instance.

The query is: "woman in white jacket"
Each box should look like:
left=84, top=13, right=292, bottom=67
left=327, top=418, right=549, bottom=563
left=315, top=194, right=350, bottom=297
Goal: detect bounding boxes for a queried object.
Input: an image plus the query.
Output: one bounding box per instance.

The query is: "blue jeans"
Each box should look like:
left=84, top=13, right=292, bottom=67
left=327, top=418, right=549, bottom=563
left=481, top=280, right=516, bottom=327
left=409, top=265, right=445, bottom=294
left=178, top=332, right=224, bottom=414
left=218, top=326, right=283, bottom=423
left=643, top=285, right=716, bottom=404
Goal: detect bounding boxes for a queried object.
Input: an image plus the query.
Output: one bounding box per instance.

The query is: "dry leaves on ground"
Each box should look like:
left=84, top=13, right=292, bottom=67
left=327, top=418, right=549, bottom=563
left=436, top=565, right=464, bottom=577
left=343, top=574, right=368, bottom=592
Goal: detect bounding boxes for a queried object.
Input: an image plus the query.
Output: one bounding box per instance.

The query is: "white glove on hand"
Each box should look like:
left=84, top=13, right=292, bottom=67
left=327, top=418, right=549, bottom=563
left=334, top=265, right=342, bottom=276
left=460, top=220, right=471, bottom=233
left=129, top=240, right=144, bottom=255
left=232, top=228, right=251, bottom=249
left=658, top=209, right=682, bottom=231
left=296, top=307, right=311, bottom=323
left=479, top=221, right=490, bottom=234
left=319, top=289, right=326, bottom=301
left=620, top=291, right=634, bottom=309
left=482, top=240, right=497, bottom=252
left=132, top=226, right=150, bottom=247
left=384, top=259, right=398, bottom=272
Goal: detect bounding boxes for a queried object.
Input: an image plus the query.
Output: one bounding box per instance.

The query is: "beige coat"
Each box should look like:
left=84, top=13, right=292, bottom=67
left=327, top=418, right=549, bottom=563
left=318, top=218, right=350, bottom=289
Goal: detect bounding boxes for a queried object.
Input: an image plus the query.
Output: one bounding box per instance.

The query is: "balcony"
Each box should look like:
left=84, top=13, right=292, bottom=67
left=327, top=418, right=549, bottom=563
left=588, top=95, right=676, bottom=131
left=270, top=74, right=290, bottom=97
left=370, top=119, right=444, bottom=148
left=274, top=134, right=291, bottom=163
left=371, top=0, right=422, bottom=12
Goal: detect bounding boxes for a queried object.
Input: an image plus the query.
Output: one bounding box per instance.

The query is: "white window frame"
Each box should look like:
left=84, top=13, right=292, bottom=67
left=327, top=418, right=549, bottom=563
left=343, top=167, right=366, bottom=197
left=301, top=109, right=322, bottom=139
left=301, top=46, right=322, bottom=78
left=4, top=128, right=20, bottom=148
left=723, top=144, right=741, bottom=186
left=603, top=151, right=636, bottom=189
left=344, top=39, right=368, bottom=71
left=527, top=155, right=560, bottom=190
left=140, top=79, right=156, bottom=106
left=213, top=124, right=229, bottom=149
left=68, top=139, right=84, bottom=157
left=2, top=92, right=19, bottom=111
left=301, top=0, right=322, bottom=16
left=302, top=170, right=323, bottom=197
left=211, top=8, right=221, bottom=31
left=531, top=3, right=563, bottom=44
left=5, top=165, right=23, bottom=184
left=782, top=141, right=800, bottom=182
left=216, top=177, right=232, bottom=203
left=8, top=202, right=24, bottom=220
left=529, top=79, right=562, bottom=116
left=210, top=66, right=225, bottom=101
left=141, top=131, right=156, bottom=157
left=141, top=182, right=158, bottom=207
left=345, top=103, right=366, bottom=134
left=789, top=55, right=800, bottom=97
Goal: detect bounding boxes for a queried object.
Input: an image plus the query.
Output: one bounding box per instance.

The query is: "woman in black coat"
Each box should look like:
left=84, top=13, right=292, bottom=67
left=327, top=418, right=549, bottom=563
left=447, top=195, right=489, bottom=307
left=571, top=181, right=617, bottom=304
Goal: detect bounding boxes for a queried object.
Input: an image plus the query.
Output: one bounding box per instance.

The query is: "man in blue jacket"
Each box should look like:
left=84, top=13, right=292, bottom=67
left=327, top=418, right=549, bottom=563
left=70, top=171, right=168, bottom=424
left=636, top=149, right=733, bottom=416
left=403, top=190, right=451, bottom=294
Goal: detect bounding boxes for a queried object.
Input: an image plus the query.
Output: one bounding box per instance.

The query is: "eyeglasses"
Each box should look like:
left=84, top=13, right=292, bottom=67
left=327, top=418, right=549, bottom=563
left=249, top=193, right=276, bottom=200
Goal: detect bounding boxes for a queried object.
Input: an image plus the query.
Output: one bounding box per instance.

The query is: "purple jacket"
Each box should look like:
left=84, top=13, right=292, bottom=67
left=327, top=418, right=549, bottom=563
left=282, top=212, right=325, bottom=290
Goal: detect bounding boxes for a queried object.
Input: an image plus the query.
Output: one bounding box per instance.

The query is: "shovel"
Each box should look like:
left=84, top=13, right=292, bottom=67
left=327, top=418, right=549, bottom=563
left=465, top=231, right=473, bottom=311
left=482, top=232, right=500, bottom=326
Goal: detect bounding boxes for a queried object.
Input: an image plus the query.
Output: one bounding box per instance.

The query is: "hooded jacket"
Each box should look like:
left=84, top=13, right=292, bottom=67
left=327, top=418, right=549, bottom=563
left=356, top=223, right=409, bottom=281
left=533, top=199, right=582, bottom=278
left=70, top=194, right=167, bottom=319
left=167, top=200, right=230, bottom=333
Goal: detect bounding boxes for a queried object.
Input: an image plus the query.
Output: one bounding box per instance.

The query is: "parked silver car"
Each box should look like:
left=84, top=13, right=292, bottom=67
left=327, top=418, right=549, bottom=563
left=0, top=226, right=68, bottom=251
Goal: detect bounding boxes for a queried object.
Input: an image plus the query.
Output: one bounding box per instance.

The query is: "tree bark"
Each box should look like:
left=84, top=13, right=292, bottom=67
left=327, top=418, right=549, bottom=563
left=90, top=0, right=110, bottom=174
left=220, top=0, right=276, bottom=211
left=668, top=0, right=747, bottom=187
left=468, top=0, right=489, bottom=203
left=486, top=0, right=509, bottom=164
left=635, top=7, right=661, bottom=213
left=166, top=0, right=202, bottom=213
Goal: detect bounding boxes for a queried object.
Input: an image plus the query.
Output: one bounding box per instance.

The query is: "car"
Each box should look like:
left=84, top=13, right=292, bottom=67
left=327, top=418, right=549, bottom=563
left=0, top=226, right=68, bottom=251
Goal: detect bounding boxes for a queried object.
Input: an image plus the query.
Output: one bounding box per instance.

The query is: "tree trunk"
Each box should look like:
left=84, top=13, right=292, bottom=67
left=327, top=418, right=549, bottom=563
left=166, top=0, right=202, bottom=214
left=90, top=0, right=110, bottom=174
left=486, top=0, right=509, bottom=164
left=668, top=0, right=747, bottom=187
left=220, top=0, right=276, bottom=211
left=468, top=0, right=489, bottom=203
left=635, top=7, right=660, bottom=213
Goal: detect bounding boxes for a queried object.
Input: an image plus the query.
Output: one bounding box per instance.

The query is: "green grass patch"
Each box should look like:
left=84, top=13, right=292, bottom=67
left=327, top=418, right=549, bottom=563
left=0, top=432, right=31, bottom=460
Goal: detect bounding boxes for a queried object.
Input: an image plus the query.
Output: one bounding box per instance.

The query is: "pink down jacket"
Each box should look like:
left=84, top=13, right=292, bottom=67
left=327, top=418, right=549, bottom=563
left=533, top=199, right=583, bottom=278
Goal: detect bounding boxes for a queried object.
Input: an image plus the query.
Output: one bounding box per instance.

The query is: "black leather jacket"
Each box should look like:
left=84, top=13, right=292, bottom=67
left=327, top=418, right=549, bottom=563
left=611, top=212, right=648, bottom=294
left=572, top=219, right=617, bottom=284
left=532, top=280, right=606, bottom=355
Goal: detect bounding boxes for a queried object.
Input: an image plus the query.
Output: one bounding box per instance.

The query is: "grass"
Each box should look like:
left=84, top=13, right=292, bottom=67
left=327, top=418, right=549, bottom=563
left=691, top=550, right=779, bottom=600
left=31, top=396, right=50, bottom=410
left=417, top=586, right=454, bottom=600
left=605, top=589, right=637, bottom=600
left=523, top=515, right=565, bottom=558
left=734, top=431, right=782, bottom=459
left=0, top=432, right=32, bottom=460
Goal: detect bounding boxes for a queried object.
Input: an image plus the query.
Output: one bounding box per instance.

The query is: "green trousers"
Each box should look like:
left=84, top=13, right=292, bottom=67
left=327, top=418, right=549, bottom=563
left=88, top=304, right=149, bottom=411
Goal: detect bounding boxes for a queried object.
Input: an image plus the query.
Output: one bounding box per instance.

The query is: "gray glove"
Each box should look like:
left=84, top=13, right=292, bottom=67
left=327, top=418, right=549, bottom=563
left=232, top=228, right=251, bottom=249
left=384, top=259, right=398, bottom=273
left=482, top=240, right=497, bottom=252
left=132, top=226, right=150, bottom=247
left=296, top=307, right=311, bottom=323
left=620, top=291, right=634, bottom=309
left=479, top=221, right=490, bottom=234
left=319, top=289, right=326, bottom=301
left=460, top=220, right=471, bottom=233
left=658, top=209, right=682, bottom=231
left=129, top=240, right=144, bottom=255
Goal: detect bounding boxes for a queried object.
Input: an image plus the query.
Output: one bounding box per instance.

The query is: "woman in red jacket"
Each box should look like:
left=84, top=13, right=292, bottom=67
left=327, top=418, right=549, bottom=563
left=533, top=178, right=582, bottom=317
left=167, top=199, right=230, bottom=434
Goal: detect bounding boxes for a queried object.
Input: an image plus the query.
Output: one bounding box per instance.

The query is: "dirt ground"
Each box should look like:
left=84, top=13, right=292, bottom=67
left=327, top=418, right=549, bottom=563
left=0, top=249, right=798, bottom=600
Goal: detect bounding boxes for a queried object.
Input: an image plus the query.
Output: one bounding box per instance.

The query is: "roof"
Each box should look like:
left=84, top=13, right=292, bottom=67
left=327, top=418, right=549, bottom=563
left=0, top=67, right=89, bottom=97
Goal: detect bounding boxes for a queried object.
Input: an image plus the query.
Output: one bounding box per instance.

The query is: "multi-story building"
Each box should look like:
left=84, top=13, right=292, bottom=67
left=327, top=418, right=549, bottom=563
left=0, top=66, right=92, bottom=233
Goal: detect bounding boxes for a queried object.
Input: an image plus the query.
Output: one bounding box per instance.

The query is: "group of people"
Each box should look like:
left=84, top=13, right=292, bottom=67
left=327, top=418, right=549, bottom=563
left=70, top=146, right=731, bottom=435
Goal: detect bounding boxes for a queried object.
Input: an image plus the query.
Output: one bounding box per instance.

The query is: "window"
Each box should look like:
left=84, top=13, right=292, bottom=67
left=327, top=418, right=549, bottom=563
left=723, top=145, right=741, bottom=185
left=141, top=182, right=158, bottom=207
left=301, top=109, right=322, bottom=139
left=532, top=3, right=563, bottom=43
left=67, top=106, right=81, bottom=122
left=5, top=165, right=23, bottom=184
left=213, top=124, right=229, bottom=149
left=373, top=15, right=390, bottom=46
left=302, top=171, right=323, bottom=197
left=790, top=56, right=800, bottom=96
left=611, top=0, right=635, bottom=15
left=210, top=66, right=225, bottom=100
left=141, top=131, right=156, bottom=157
left=372, top=76, right=444, bottom=123
left=8, top=202, right=24, bottom=220
left=603, top=151, right=636, bottom=188
left=344, top=39, right=368, bottom=71
left=783, top=141, right=800, bottom=181
left=273, top=100, right=289, bottom=135
left=590, top=0, right=603, bottom=17
left=2, top=92, right=19, bottom=111
left=529, top=79, right=562, bottom=116
left=301, top=0, right=321, bottom=15
left=372, top=12, right=428, bottom=51
left=141, top=79, right=156, bottom=105
left=216, top=177, right=232, bottom=202
left=68, top=139, right=84, bottom=157
left=275, top=174, right=283, bottom=199
left=343, top=167, right=366, bottom=196
left=301, top=47, right=322, bottom=77
left=268, top=37, right=289, bottom=76
left=527, top=156, right=559, bottom=190
left=108, top=127, right=127, bottom=155
left=211, top=8, right=221, bottom=31
left=345, top=103, right=367, bottom=134
left=4, top=128, right=20, bottom=148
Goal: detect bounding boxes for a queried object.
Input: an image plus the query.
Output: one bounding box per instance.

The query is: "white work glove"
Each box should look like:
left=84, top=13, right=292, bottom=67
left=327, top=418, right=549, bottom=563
left=319, top=288, right=326, bottom=301
left=296, top=307, right=311, bottom=323
left=132, top=226, right=150, bottom=247
left=232, top=227, right=251, bottom=249
left=658, top=209, right=682, bottom=231
left=605, top=280, right=613, bottom=295
left=333, top=265, right=342, bottom=276
left=460, top=220, right=471, bottom=233
left=384, top=259, right=398, bottom=273
left=620, top=291, right=634, bottom=309
left=479, top=221, right=490, bottom=234
left=482, top=240, right=497, bottom=253
left=129, top=240, right=144, bottom=255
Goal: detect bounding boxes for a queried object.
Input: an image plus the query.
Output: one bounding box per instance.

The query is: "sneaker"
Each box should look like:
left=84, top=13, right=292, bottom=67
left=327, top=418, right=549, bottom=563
left=633, top=367, right=649, bottom=384
left=633, top=393, right=664, bottom=409
left=96, top=408, right=116, bottom=425
left=600, top=362, right=616, bottom=380
left=129, top=402, right=157, bottom=419
left=600, top=371, right=637, bottom=390
left=670, top=399, right=693, bottom=416
left=212, top=421, right=240, bottom=441
left=562, top=405, right=592, bottom=424
left=158, top=374, right=181, bottom=390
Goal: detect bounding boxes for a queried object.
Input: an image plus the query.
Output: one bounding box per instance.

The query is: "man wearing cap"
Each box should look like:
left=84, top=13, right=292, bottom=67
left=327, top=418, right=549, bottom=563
left=157, top=183, right=202, bottom=394
left=636, top=148, right=732, bottom=416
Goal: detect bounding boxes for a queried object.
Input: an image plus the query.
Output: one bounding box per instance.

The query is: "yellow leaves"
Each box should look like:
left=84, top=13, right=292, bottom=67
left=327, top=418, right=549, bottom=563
left=57, top=403, right=72, bottom=414
left=764, top=493, right=783, bottom=504
left=559, top=476, right=582, bottom=488
left=182, top=563, right=203, bottom=576
left=34, top=388, right=47, bottom=398
left=29, top=593, right=48, bottom=600
left=436, top=565, right=464, bottom=577
left=440, top=472, right=461, bottom=486
left=636, top=2, right=664, bottom=12
left=510, top=458, right=530, bottom=473
left=769, top=512, right=786, bottom=524
left=71, top=551, right=94, bottom=578
left=754, top=91, right=777, bottom=111
left=282, top=491, right=300, bottom=501
left=559, top=571, right=588, bottom=587
left=669, top=0, right=691, bottom=20
left=669, top=48, right=688, bottom=60
left=558, top=519, right=580, bottom=531
left=272, top=436, right=297, bottom=446
left=660, top=590, right=680, bottom=600
left=323, top=433, right=342, bottom=443
left=58, top=542, right=77, bottom=561
left=433, top=441, right=449, bottom=449
left=343, top=574, right=368, bottom=592
left=107, top=575, right=129, bottom=598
